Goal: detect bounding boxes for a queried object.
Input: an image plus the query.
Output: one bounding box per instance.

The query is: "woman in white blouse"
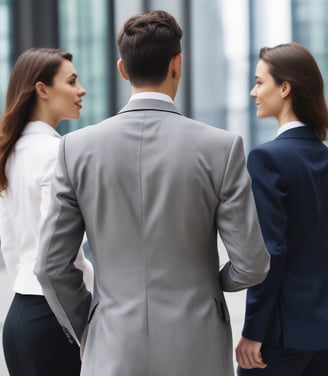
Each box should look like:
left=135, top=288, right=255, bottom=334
left=0, top=48, right=93, bottom=376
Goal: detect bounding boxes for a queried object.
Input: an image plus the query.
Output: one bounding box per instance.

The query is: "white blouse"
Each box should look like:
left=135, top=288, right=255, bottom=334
left=0, top=121, right=93, bottom=295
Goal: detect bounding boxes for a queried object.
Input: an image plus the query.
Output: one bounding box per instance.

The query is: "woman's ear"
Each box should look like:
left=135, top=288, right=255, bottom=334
left=281, top=81, right=292, bottom=98
left=35, top=82, right=49, bottom=99
left=117, top=58, right=129, bottom=80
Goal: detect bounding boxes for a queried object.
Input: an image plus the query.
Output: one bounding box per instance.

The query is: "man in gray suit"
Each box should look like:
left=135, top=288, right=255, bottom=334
left=35, top=10, right=269, bottom=376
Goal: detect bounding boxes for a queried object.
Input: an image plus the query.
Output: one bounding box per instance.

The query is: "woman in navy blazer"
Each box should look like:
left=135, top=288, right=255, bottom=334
left=236, top=43, right=328, bottom=375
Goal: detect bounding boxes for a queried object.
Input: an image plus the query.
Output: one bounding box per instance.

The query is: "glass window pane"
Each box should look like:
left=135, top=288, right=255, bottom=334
left=58, top=0, right=109, bottom=134
left=0, top=1, right=10, bottom=113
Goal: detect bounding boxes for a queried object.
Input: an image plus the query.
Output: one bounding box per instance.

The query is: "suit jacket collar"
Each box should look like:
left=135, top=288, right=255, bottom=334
left=276, top=126, right=317, bottom=140
left=118, top=98, right=182, bottom=116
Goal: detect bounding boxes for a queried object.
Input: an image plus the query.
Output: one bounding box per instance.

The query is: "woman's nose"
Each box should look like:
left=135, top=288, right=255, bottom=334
left=78, top=84, right=87, bottom=97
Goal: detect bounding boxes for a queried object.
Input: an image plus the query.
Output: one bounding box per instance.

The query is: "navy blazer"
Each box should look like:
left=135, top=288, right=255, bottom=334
left=243, top=126, right=328, bottom=351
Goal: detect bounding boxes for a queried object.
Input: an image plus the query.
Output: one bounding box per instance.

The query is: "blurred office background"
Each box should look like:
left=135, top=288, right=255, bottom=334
left=0, top=0, right=328, bottom=152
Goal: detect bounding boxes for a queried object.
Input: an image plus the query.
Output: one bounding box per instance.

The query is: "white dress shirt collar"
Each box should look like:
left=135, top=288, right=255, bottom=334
left=129, top=92, right=173, bottom=103
left=277, top=121, right=306, bottom=137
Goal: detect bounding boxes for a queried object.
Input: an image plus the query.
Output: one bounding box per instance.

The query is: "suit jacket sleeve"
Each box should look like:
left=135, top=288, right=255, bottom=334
left=35, top=136, right=92, bottom=345
left=242, top=146, right=288, bottom=342
left=216, top=135, right=270, bottom=292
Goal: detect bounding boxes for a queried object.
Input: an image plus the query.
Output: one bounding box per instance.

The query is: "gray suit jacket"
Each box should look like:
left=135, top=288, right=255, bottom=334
left=35, top=99, right=269, bottom=376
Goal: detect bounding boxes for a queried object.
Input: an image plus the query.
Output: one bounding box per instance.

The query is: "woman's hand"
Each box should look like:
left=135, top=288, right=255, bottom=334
left=236, top=337, right=267, bottom=369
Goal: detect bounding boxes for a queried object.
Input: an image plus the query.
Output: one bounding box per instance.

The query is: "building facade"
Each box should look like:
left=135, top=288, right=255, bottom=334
left=0, top=0, right=327, bottom=151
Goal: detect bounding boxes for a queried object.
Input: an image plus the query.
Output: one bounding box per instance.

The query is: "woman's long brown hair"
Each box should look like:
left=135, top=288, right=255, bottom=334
left=0, top=48, right=72, bottom=192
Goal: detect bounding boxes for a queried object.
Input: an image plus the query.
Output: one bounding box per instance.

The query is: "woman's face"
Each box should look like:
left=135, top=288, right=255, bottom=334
left=45, top=59, right=86, bottom=126
left=250, top=59, right=284, bottom=120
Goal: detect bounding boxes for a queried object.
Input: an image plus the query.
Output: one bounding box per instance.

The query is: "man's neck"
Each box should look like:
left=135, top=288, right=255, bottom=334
left=131, top=82, right=176, bottom=100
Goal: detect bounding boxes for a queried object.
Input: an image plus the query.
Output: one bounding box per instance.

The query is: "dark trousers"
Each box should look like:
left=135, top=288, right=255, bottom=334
left=237, top=343, right=328, bottom=376
left=2, top=293, right=81, bottom=376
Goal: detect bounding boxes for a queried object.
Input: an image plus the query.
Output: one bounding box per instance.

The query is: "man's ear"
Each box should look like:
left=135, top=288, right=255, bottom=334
left=117, top=58, right=129, bottom=80
left=35, top=81, right=49, bottom=99
left=171, top=53, right=182, bottom=80
left=281, top=81, right=291, bottom=98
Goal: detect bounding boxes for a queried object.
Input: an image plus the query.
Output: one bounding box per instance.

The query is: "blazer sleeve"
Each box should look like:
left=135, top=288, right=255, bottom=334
left=242, top=146, right=288, bottom=342
left=35, top=136, right=92, bottom=345
left=216, top=135, right=270, bottom=292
